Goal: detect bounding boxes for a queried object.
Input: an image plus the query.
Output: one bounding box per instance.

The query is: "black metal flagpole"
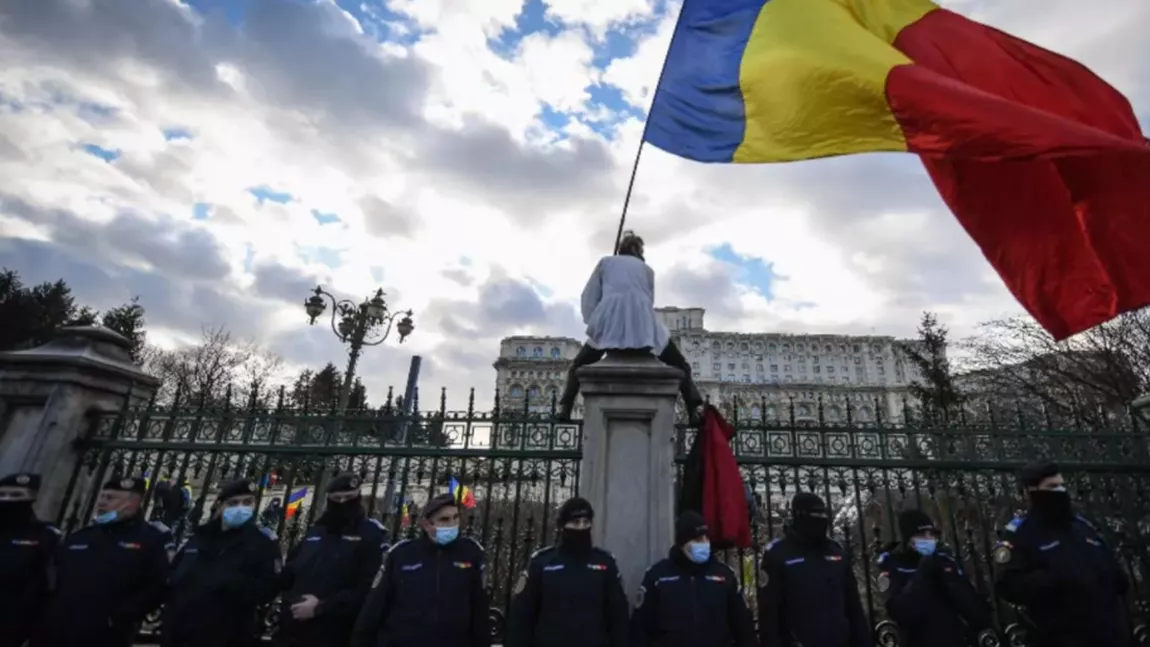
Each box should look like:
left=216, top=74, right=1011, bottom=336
left=613, top=0, right=691, bottom=253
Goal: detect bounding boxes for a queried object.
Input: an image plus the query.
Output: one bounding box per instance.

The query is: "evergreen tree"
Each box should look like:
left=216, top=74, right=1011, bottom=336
left=899, top=311, right=964, bottom=421
left=101, top=297, right=147, bottom=362
left=0, top=268, right=97, bottom=351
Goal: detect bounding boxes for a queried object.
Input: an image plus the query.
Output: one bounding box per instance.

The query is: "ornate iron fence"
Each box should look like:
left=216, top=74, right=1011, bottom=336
left=60, top=387, right=1150, bottom=645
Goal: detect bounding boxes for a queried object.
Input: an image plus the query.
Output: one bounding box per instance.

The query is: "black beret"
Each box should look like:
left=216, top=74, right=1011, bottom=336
left=423, top=492, right=459, bottom=519
left=1019, top=460, right=1060, bottom=488
left=0, top=472, right=41, bottom=490
left=102, top=475, right=146, bottom=494
left=898, top=509, right=937, bottom=540
left=558, top=497, right=594, bottom=525
left=327, top=473, right=362, bottom=494
left=675, top=510, right=708, bottom=546
left=217, top=478, right=260, bottom=501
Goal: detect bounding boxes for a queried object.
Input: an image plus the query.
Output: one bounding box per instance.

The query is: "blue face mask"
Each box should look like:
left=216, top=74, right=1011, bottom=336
left=912, top=537, right=938, bottom=557
left=94, top=510, right=119, bottom=525
left=687, top=541, right=711, bottom=564
left=222, top=505, right=254, bottom=529
left=434, top=525, right=460, bottom=545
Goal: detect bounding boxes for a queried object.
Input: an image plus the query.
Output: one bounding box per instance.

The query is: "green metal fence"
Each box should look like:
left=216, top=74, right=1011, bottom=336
left=60, top=387, right=1150, bottom=646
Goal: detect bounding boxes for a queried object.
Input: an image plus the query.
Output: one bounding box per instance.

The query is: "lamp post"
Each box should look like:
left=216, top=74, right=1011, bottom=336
left=303, top=286, right=414, bottom=413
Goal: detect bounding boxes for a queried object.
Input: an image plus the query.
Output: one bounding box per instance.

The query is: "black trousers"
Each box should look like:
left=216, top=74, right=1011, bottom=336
left=557, top=341, right=703, bottom=414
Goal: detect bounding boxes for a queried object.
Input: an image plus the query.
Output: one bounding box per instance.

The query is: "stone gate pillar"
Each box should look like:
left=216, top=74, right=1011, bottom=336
left=577, top=352, right=681, bottom=603
left=0, top=327, right=158, bottom=521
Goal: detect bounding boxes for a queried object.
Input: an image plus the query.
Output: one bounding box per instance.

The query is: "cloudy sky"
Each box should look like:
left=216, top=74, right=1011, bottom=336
left=1, top=0, right=1147, bottom=410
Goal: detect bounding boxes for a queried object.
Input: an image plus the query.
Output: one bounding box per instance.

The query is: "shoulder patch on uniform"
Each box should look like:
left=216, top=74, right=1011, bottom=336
left=259, top=526, right=278, bottom=540
left=765, top=538, right=782, bottom=552
left=1074, top=514, right=1098, bottom=532
left=1004, top=514, right=1025, bottom=533
left=530, top=545, right=557, bottom=560
left=992, top=541, right=1013, bottom=564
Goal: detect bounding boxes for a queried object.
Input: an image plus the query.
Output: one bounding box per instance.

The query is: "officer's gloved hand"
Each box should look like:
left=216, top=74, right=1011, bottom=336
left=918, top=553, right=943, bottom=579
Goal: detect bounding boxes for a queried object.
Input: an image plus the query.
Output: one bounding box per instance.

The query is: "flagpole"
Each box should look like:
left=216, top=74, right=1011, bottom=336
left=612, top=0, right=691, bottom=253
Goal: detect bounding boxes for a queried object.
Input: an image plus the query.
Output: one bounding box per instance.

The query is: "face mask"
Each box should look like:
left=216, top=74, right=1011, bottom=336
left=222, top=505, right=254, bottom=529
left=911, top=537, right=938, bottom=556
left=687, top=541, right=711, bottom=564
left=1030, top=489, right=1073, bottom=523
left=94, top=510, right=119, bottom=525
left=434, top=525, right=459, bottom=545
left=793, top=515, right=829, bottom=541
left=561, top=527, right=593, bottom=553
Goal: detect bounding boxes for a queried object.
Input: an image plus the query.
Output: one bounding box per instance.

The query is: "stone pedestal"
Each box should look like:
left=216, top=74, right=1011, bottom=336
left=0, top=327, right=158, bottom=521
left=577, top=352, right=682, bottom=603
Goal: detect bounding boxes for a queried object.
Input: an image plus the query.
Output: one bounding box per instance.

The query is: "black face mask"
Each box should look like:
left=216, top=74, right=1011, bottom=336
left=560, top=527, right=592, bottom=554
left=1030, top=489, right=1073, bottom=524
left=793, top=515, right=829, bottom=542
left=0, top=500, right=32, bottom=526
left=325, top=498, right=361, bottom=522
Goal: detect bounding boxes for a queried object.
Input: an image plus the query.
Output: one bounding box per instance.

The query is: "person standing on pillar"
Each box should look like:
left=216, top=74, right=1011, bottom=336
left=161, top=478, right=282, bottom=647
left=757, top=492, right=873, bottom=647
left=505, top=497, right=629, bottom=647
left=556, top=231, right=705, bottom=424
left=278, top=473, right=390, bottom=647
left=875, top=510, right=993, bottom=647
left=993, top=460, right=1131, bottom=647
left=630, top=511, right=756, bottom=647
left=0, top=473, right=61, bottom=647
left=350, top=492, right=490, bottom=647
left=29, top=475, right=171, bottom=647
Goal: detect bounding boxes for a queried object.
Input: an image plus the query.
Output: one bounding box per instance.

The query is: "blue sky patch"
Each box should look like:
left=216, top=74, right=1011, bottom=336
left=80, top=143, right=121, bottom=162
left=488, top=0, right=556, bottom=58
left=709, top=243, right=780, bottom=300
left=184, top=0, right=252, bottom=26
left=193, top=202, right=211, bottom=220
left=312, top=209, right=340, bottom=225
left=249, top=185, right=293, bottom=204
left=163, top=127, right=192, bottom=141
left=539, top=105, right=571, bottom=131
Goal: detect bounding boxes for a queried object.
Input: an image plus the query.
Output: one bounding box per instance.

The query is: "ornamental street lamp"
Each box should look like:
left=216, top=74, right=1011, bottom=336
left=304, top=285, right=414, bottom=413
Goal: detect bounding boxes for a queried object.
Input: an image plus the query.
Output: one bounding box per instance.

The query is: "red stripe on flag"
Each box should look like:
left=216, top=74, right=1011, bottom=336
left=882, top=9, right=1150, bottom=339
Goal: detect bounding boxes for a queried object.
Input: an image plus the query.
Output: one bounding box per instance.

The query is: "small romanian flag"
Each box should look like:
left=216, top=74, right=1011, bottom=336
left=449, top=477, right=476, bottom=509
left=285, top=486, right=308, bottom=519
left=647, top=0, right=1150, bottom=340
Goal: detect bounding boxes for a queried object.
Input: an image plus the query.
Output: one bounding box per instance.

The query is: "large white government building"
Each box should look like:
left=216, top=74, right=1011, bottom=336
left=493, top=307, right=924, bottom=422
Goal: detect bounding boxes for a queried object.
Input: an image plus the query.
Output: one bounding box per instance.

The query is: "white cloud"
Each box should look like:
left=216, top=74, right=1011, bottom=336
left=0, top=0, right=1146, bottom=412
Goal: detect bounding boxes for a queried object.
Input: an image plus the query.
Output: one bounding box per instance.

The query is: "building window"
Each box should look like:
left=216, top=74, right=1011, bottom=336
left=516, top=347, right=526, bottom=357
left=827, top=366, right=835, bottom=374
left=711, top=341, right=722, bottom=350
left=528, top=385, right=541, bottom=399
left=550, top=347, right=561, bottom=358
left=742, top=374, right=751, bottom=382
left=769, top=343, right=777, bottom=352
left=726, top=374, right=735, bottom=381
left=853, top=344, right=861, bottom=352
left=770, top=365, right=778, bottom=372
left=756, top=363, right=764, bottom=372
left=728, top=363, right=736, bottom=370
left=813, top=366, right=821, bottom=374
left=784, top=365, right=791, bottom=372
left=533, top=347, right=543, bottom=358
left=510, top=385, right=524, bottom=397
left=712, top=363, right=721, bottom=372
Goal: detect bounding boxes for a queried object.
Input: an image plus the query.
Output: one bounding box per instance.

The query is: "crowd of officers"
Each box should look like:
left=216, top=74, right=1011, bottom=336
left=0, top=460, right=1134, bottom=647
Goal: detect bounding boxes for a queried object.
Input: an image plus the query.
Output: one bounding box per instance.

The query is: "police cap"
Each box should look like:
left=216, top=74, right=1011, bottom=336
left=102, top=475, right=147, bottom=494
left=675, top=510, right=708, bottom=546
left=1019, top=460, right=1060, bottom=489
left=791, top=492, right=827, bottom=518
left=423, top=492, right=459, bottom=519
left=327, top=473, right=362, bottom=494
left=0, top=472, right=41, bottom=490
left=217, top=478, right=260, bottom=502
left=898, top=509, right=937, bottom=540
left=557, top=497, right=594, bottom=525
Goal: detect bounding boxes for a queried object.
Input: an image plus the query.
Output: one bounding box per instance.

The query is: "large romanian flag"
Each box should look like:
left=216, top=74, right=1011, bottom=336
left=646, top=0, right=1150, bottom=340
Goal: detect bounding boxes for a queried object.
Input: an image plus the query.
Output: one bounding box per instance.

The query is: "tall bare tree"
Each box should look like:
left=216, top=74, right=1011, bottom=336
left=144, top=326, right=285, bottom=406
left=961, top=309, right=1150, bottom=425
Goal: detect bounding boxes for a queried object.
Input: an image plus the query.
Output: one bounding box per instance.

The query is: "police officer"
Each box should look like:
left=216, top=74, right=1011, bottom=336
left=994, top=460, right=1131, bottom=647
left=278, top=473, right=389, bottom=647
left=351, top=492, right=490, bottom=647
left=29, top=475, right=171, bottom=647
left=505, top=497, right=629, bottom=647
left=630, top=510, right=755, bottom=647
left=0, top=473, right=60, bottom=647
left=757, top=492, right=872, bottom=647
left=876, top=510, right=993, bottom=647
left=161, top=478, right=283, bottom=647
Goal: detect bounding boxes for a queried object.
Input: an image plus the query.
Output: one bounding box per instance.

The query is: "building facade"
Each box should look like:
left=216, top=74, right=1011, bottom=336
left=494, top=309, right=925, bottom=422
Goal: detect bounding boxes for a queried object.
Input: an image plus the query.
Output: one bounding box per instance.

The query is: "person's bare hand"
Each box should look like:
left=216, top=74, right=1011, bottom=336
left=291, top=594, right=320, bottom=620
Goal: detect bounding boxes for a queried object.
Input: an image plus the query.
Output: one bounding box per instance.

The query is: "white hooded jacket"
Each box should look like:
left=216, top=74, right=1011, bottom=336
left=579, top=254, right=670, bottom=354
